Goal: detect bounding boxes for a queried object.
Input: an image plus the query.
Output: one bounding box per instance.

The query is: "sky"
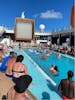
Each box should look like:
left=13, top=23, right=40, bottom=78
left=0, top=0, right=74, bottom=32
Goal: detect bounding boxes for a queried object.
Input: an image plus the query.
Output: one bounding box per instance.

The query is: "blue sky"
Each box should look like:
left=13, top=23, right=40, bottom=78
left=0, top=0, right=74, bottom=32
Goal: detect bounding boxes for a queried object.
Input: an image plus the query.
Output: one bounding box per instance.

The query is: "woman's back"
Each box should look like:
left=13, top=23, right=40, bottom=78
left=12, top=62, right=27, bottom=78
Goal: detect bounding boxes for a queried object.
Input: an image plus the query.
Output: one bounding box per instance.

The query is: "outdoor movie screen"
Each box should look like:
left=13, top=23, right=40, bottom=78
left=14, top=18, right=34, bottom=41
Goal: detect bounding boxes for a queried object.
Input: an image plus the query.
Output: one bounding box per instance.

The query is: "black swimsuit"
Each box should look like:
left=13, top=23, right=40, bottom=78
left=12, top=70, right=24, bottom=73
left=12, top=70, right=25, bottom=83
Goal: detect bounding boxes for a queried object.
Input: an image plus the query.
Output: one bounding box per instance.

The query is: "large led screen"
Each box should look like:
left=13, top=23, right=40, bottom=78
left=14, top=18, right=34, bottom=41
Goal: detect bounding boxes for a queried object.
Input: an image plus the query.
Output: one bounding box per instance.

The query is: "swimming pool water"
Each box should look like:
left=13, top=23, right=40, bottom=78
left=14, top=47, right=62, bottom=100
left=24, top=48, right=75, bottom=85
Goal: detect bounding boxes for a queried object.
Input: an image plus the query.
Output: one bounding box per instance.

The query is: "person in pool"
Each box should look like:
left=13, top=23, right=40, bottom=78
left=48, top=64, right=58, bottom=75
left=57, top=53, right=61, bottom=59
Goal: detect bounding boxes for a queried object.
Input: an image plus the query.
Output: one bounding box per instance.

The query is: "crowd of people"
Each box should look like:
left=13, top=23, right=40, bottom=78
left=0, top=41, right=75, bottom=100
left=52, top=44, right=75, bottom=56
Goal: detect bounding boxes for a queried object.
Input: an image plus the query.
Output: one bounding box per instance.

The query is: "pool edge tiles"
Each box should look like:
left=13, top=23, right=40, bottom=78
left=23, top=50, right=57, bottom=86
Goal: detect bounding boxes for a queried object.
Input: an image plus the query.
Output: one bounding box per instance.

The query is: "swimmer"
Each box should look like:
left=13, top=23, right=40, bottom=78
left=57, top=53, right=61, bottom=59
left=29, top=49, right=33, bottom=53
left=48, top=64, right=58, bottom=75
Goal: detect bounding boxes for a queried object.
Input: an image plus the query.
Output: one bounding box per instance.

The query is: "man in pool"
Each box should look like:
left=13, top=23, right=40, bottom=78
left=58, top=70, right=75, bottom=100
left=56, top=53, right=61, bottom=59
left=48, top=64, right=58, bottom=75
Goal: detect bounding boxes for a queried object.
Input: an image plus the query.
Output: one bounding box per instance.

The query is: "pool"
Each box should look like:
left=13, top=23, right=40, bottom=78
left=24, top=48, right=75, bottom=85
left=14, top=47, right=62, bottom=100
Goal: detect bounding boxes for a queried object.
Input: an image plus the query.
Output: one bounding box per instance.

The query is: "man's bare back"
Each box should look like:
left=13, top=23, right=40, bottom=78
left=6, top=57, right=16, bottom=75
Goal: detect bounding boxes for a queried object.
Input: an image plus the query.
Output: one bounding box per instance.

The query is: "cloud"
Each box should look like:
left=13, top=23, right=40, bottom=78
left=33, top=10, right=63, bottom=19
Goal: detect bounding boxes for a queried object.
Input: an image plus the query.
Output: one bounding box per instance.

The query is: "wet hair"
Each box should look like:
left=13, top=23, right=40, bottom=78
left=16, top=55, right=24, bottom=62
left=10, top=51, right=14, bottom=55
left=13, top=53, right=17, bottom=57
left=52, top=64, right=54, bottom=67
left=54, top=66, right=58, bottom=71
left=14, top=75, right=32, bottom=93
left=68, top=70, right=73, bottom=78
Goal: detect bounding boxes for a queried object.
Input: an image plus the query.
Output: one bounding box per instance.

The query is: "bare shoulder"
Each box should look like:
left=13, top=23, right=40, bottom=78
left=23, top=64, right=27, bottom=67
left=19, top=96, right=28, bottom=100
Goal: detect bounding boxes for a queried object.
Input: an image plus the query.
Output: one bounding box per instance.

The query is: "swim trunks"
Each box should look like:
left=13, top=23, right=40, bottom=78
left=62, top=94, right=75, bottom=100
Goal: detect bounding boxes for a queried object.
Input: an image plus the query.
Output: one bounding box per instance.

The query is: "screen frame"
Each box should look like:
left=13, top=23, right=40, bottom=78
left=14, top=18, right=34, bottom=41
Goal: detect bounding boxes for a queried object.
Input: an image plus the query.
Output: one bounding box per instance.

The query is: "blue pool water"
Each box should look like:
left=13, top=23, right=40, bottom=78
left=24, top=48, right=75, bottom=85
left=14, top=47, right=62, bottom=100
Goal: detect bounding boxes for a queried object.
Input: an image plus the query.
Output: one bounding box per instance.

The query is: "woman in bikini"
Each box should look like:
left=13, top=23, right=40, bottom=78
left=12, top=55, right=28, bottom=83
